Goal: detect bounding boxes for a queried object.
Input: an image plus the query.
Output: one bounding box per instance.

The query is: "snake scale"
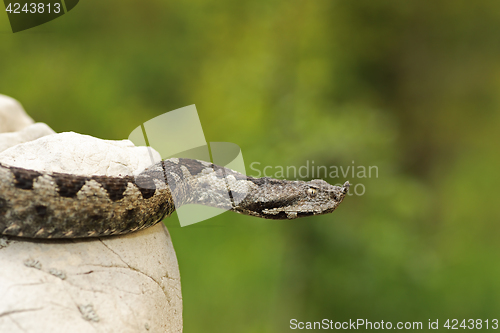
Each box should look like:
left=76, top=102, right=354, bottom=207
left=0, top=158, right=349, bottom=238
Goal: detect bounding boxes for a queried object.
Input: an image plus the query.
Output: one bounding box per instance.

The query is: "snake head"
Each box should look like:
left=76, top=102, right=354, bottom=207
left=239, top=178, right=350, bottom=219
left=280, top=179, right=350, bottom=219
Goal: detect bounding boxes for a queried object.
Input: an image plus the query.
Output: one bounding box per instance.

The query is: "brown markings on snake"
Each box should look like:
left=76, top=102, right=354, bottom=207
left=35, top=205, right=48, bottom=217
left=124, top=208, right=137, bottom=221
left=179, top=158, right=206, bottom=176
left=0, top=197, right=8, bottom=216
left=91, top=176, right=132, bottom=202
left=55, top=172, right=156, bottom=201
left=134, top=175, right=157, bottom=199
left=55, top=174, right=87, bottom=198
left=11, top=167, right=41, bottom=190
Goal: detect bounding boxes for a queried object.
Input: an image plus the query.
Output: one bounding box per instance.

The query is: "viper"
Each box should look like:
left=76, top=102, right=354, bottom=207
left=0, top=158, right=349, bottom=238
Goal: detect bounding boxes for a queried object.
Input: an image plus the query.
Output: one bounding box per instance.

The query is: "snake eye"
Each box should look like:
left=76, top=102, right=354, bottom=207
left=306, top=187, right=317, bottom=197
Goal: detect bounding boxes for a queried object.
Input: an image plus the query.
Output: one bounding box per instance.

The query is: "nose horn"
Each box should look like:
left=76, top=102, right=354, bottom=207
left=342, top=181, right=350, bottom=194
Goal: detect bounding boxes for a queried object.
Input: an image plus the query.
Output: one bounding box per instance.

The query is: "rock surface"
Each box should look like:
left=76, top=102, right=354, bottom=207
left=0, top=95, right=182, bottom=333
left=0, top=94, right=35, bottom=133
left=0, top=122, right=56, bottom=152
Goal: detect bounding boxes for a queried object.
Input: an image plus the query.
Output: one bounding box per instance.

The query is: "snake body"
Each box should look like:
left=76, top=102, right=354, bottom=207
left=0, top=158, right=349, bottom=238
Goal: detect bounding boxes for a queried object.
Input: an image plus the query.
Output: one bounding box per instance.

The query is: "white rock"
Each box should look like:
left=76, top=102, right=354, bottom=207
left=0, top=131, right=182, bottom=332
left=0, top=122, right=56, bottom=153
left=0, top=224, right=182, bottom=333
left=0, top=131, right=162, bottom=176
left=0, top=94, right=34, bottom=133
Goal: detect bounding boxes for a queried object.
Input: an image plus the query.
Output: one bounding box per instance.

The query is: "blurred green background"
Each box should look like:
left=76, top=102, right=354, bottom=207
left=2, top=1, right=500, bottom=331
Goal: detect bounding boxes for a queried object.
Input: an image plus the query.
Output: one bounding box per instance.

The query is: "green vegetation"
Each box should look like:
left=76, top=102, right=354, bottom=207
left=2, top=1, right=500, bottom=331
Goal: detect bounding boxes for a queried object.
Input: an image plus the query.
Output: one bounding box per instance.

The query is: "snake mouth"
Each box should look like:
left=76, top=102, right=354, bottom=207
left=296, top=211, right=316, bottom=218
left=262, top=211, right=319, bottom=219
